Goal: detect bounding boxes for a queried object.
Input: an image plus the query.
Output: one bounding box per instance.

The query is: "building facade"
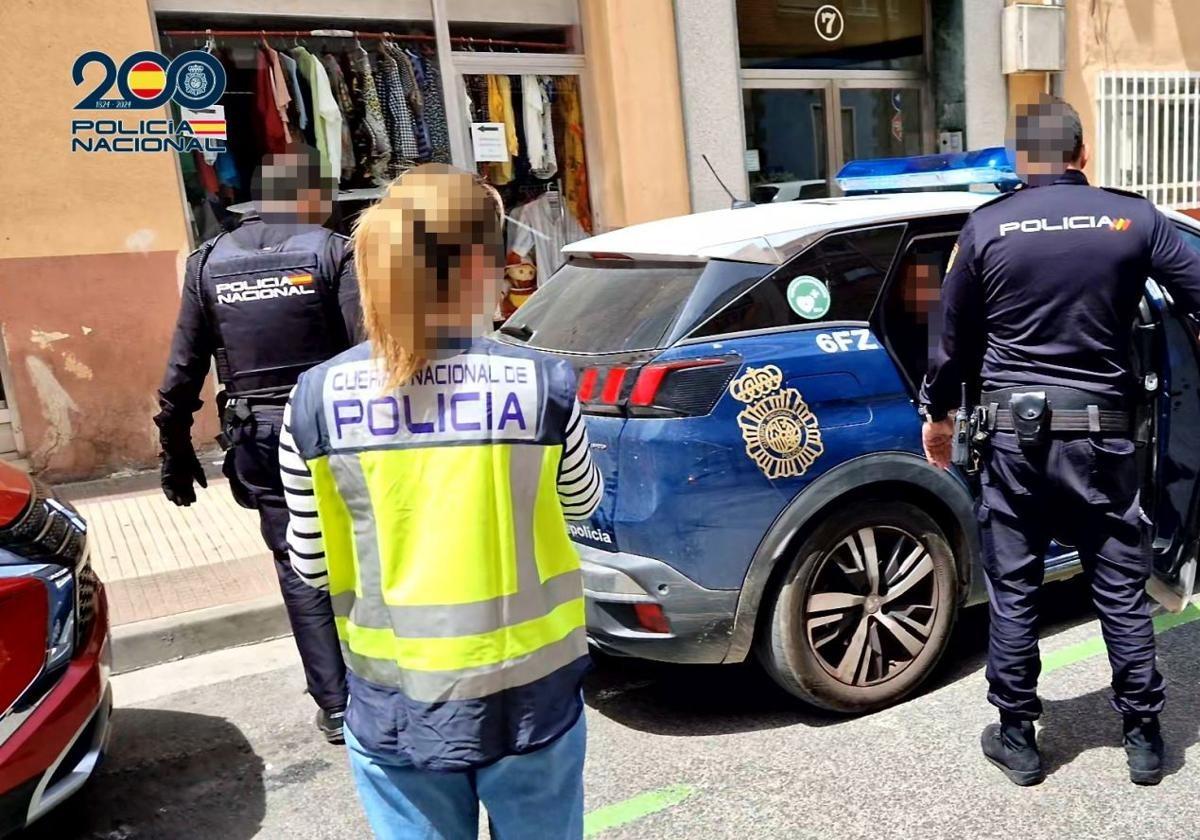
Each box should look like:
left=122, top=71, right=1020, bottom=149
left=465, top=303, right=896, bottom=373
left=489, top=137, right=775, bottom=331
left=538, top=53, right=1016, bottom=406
left=0, top=0, right=1197, bottom=479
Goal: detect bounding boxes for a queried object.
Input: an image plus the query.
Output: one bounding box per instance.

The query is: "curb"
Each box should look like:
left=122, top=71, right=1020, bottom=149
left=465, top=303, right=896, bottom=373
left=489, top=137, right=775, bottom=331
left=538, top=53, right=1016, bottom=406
left=111, top=594, right=292, bottom=675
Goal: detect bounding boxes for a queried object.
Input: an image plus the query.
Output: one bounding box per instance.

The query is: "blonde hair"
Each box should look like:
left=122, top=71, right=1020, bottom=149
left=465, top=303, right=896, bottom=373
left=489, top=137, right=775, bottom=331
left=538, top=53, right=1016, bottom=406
left=352, top=164, right=504, bottom=390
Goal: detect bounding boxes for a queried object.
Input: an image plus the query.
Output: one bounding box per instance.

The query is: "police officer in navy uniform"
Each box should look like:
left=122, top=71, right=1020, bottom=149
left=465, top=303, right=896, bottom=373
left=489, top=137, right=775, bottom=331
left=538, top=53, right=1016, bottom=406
left=921, top=98, right=1200, bottom=786
left=155, top=147, right=359, bottom=743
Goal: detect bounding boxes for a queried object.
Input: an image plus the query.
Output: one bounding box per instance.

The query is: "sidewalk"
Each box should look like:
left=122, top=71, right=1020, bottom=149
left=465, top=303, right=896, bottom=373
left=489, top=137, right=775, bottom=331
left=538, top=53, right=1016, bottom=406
left=57, top=463, right=289, bottom=670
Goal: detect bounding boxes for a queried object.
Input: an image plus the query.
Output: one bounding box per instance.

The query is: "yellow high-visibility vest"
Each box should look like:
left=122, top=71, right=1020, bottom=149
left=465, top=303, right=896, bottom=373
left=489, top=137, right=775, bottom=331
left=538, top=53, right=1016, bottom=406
left=289, top=340, right=587, bottom=706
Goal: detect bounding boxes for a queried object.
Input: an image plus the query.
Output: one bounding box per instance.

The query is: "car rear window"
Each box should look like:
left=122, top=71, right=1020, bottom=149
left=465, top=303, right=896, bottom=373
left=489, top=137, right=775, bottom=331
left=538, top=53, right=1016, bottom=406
left=502, top=260, right=707, bottom=353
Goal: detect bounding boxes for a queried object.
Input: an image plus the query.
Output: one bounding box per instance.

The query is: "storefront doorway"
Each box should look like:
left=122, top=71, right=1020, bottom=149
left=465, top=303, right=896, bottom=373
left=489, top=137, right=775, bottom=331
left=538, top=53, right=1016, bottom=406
left=737, top=0, right=932, bottom=200
left=152, top=0, right=591, bottom=322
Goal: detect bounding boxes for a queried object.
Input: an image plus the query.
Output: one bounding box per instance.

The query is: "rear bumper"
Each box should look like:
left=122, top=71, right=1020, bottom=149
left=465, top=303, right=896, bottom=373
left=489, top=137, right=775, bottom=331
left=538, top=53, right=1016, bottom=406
left=0, top=585, right=112, bottom=836
left=578, top=543, right=738, bottom=665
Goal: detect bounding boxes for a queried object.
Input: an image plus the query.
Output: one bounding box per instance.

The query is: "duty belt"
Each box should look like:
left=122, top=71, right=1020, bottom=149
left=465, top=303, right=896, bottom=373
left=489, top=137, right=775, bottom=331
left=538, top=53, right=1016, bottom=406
left=983, top=386, right=1132, bottom=435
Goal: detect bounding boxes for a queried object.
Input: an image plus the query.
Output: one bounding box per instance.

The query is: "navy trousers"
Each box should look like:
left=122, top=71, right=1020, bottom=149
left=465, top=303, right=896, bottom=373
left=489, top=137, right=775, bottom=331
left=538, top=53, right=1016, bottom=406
left=224, top=407, right=348, bottom=713
left=978, top=432, right=1165, bottom=720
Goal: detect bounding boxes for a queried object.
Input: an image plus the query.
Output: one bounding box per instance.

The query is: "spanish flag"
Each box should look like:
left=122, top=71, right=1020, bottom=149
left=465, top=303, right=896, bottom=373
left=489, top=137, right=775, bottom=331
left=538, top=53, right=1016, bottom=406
left=289, top=274, right=314, bottom=287
left=189, top=120, right=227, bottom=136
left=127, top=61, right=166, bottom=100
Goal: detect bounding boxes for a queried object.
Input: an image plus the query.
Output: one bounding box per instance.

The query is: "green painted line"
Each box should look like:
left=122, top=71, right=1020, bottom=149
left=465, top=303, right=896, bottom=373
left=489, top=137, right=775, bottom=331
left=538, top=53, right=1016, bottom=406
left=1042, top=602, right=1200, bottom=674
left=584, top=784, right=697, bottom=837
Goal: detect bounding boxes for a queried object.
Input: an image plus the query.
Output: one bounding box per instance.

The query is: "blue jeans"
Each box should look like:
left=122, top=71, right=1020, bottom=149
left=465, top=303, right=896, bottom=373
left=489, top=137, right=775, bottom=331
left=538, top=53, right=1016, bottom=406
left=345, top=712, right=586, bottom=840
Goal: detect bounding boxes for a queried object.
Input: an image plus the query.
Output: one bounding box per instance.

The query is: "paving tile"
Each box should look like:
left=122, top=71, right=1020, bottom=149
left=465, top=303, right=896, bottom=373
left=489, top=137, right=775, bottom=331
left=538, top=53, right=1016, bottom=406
left=103, top=554, right=280, bottom=625
left=61, top=475, right=277, bottom=627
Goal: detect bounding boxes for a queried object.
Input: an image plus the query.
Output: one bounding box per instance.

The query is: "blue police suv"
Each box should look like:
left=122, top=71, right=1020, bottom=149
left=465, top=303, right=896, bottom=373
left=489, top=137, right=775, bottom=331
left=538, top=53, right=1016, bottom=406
left=498, top=151, right=1200, bottom=713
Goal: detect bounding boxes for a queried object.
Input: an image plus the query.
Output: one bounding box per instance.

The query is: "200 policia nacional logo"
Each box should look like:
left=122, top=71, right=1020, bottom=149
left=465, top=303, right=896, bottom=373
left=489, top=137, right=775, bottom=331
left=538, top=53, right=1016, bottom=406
left=70, top=49, right=227, bottom=154
left=729, top=365, right=823, bottom=480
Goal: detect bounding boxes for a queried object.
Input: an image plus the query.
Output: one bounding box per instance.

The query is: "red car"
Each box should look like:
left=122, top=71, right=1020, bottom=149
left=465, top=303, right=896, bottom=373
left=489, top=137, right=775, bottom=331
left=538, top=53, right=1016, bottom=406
left=0, top=462, right=110, bottom=836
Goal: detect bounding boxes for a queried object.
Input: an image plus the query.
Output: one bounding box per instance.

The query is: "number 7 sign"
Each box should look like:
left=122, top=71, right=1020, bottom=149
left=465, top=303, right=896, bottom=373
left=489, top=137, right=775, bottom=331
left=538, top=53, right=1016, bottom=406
left=814, top=4, right=846, bottom=42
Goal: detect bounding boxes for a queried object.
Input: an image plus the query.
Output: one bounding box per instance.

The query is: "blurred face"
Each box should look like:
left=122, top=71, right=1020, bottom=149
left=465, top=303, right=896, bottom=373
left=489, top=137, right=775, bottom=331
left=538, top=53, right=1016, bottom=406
left=903, top=261, right=941, bottom=320
left=422, top=241, right=505, bottom=341
left=1010, top=100, right=1087, bottom=181
left=256, top=152, right=333, bottom=224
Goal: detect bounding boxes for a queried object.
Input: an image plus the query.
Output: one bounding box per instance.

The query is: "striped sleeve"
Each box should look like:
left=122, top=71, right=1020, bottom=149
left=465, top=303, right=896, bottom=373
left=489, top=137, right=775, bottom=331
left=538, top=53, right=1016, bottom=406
left=557, top=399, right=603, bottom=520
left=280, top=391, right=329, bottom=590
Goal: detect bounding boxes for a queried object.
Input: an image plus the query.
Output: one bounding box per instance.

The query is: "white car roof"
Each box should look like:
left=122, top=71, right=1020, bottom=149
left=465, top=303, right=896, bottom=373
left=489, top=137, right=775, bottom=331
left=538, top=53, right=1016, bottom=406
left=562, top=191, right=992, bottom=265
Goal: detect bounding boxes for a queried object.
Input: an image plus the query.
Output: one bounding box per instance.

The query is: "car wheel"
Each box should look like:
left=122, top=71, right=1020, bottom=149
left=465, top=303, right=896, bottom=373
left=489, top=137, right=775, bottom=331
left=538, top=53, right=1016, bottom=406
left=758, top=500, right=958, bottom=713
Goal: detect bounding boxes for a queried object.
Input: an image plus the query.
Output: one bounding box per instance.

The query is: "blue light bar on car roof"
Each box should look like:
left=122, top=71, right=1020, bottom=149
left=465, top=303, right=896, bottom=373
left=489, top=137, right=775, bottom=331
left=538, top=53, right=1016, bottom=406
left=835, top=147, right=1022, bottom=193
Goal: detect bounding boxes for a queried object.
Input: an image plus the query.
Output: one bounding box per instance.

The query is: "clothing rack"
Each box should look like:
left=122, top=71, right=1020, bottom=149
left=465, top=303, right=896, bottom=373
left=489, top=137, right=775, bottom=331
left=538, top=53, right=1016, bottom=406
left=160, top=29, right=569, bottom=52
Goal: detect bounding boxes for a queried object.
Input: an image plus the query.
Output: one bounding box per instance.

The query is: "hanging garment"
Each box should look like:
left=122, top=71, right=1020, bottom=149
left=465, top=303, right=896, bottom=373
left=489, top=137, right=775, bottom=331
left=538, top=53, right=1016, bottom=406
left=373, top=48, right=419, bottom=175
left=521, top=75, right=557, bottom=180
left=264, top=45, right=293, bottom=144
left=507, top=191, right=587, bottom=285
left=349, top=50, right=391, bottom=185
left=254, top=48, right=288, bottom=156
left=277, top=51, right=308, bottom=134
left=555, top=76, right=592, bottom=235
left=411, top=50, right=450, bottom=163
left=486, top=75, right=518, bottom=185
left=319, top=54, right=358, bottom=185
left=466, top=74, right=490, bottom=122
left=214, top=152, right=241, bottom=190
left=292, top=47, right=343, bottom=179
left=387, top=45, right=431, bottom=161
left=193, top=150, right=220, bottom=195
left=215, top=48, right=256, bottom=198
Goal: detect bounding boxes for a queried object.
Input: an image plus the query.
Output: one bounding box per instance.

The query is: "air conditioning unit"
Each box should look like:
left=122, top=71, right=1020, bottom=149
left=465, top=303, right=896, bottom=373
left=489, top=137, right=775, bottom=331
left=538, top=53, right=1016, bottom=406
left=1002, top=3, right=1066, bottom=74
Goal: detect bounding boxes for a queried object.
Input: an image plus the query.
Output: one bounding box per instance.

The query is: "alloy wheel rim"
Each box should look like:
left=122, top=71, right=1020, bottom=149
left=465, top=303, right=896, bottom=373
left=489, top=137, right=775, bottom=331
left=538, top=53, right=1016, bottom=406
left=804, top=525, right=939, bottom=687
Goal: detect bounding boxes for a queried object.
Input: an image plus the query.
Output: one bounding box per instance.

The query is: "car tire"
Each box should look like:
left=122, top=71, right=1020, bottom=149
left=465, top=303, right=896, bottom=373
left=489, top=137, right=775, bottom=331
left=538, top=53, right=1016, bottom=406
left=758, top=500, right=958, bottom=713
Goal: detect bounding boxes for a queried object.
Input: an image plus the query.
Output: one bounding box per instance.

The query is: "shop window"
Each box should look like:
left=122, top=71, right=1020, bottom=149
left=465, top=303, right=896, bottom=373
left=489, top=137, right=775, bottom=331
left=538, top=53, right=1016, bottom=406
left=878, top=234, right=957, bottom=391
left=737, top=0, right=925, bottom=71
left=692, top=224, right=905, bottom=339
left=159, top=13, right=446, bottom=241
left=463, top=73, right=593, bottom=322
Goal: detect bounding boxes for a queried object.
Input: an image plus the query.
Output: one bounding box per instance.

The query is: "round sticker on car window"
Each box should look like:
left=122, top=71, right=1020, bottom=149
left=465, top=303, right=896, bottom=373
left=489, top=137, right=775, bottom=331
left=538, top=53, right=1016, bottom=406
left=787, top=275, right=831, bottom=320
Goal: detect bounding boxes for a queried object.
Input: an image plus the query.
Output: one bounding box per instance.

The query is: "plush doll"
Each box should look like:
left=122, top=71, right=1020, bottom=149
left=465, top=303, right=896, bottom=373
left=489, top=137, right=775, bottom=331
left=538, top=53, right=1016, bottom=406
left=500, top=257, right=539, bottom=320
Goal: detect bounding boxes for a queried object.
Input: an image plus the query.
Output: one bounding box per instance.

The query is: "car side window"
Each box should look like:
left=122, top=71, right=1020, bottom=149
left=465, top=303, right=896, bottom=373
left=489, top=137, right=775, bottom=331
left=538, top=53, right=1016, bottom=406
left=877, top=235, right=958, bottom=391
left=691, top=224, right=906, bottom=339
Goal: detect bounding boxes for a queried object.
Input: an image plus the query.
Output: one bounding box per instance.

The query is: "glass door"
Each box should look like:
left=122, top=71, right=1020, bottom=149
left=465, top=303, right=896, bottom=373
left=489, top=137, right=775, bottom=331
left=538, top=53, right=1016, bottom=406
left=836, top=83, right=926, bottom=163
left=743, top=84, right=836, bottom=202
left=742, top=79, right=929, bottom=202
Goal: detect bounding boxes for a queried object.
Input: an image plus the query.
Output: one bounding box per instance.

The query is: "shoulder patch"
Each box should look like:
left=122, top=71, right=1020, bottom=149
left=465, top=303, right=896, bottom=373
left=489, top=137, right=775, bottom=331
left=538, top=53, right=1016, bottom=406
left=1099, top=185, right=1149, bottom=201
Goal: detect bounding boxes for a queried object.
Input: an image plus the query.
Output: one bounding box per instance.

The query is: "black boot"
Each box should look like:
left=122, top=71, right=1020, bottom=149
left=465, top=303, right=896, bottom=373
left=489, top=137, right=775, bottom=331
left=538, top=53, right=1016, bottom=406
left=1123, top=715, right=1164, bottom=785
left=316, top=707, right=346, bottom=745
left=981, top=715, right=1044, bottom=786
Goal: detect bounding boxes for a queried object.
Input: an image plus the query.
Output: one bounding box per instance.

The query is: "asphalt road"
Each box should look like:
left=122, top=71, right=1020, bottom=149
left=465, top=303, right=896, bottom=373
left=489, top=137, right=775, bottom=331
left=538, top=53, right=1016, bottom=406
left=18, top=578, right=1200, bottom=840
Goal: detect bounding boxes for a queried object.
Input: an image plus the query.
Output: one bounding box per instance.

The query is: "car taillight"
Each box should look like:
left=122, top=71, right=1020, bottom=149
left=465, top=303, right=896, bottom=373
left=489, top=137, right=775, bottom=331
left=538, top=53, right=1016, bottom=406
left=577, top=368, right=600, bottom=402
left=629, top=359, right=729, bottom=407
left=0, top=461, right=32, bottom=527
left=0, top=577, right=49, bottom=714
left=576, top=365, right=632, bottom=412
left=0, top=466, right=87, bottom=565
left=578, top=358, right=740, bottom=417
left=599, top=367, right=628, bottom=404
left=633, top=603, right=671, bottom=634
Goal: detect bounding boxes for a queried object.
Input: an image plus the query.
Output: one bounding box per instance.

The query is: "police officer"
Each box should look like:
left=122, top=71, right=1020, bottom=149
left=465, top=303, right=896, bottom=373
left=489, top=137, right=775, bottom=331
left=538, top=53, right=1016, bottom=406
left=921, top=98, right=1200, bottom=787
left=281, top=165, right=602, bottom=838
left=155, top=147, right=359, bottom=743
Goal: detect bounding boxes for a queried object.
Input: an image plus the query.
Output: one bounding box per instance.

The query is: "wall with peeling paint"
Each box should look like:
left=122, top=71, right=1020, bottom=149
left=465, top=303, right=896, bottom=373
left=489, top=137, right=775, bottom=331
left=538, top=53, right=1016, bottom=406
left=0, top=251, right=207, bottom=478
left=0, top=0, right=209, bottom=479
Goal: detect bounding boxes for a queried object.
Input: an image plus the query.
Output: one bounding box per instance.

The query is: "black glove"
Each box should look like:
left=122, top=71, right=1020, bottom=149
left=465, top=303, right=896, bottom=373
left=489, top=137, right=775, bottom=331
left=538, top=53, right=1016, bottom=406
left=160, top=439, right=208, bottom=506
